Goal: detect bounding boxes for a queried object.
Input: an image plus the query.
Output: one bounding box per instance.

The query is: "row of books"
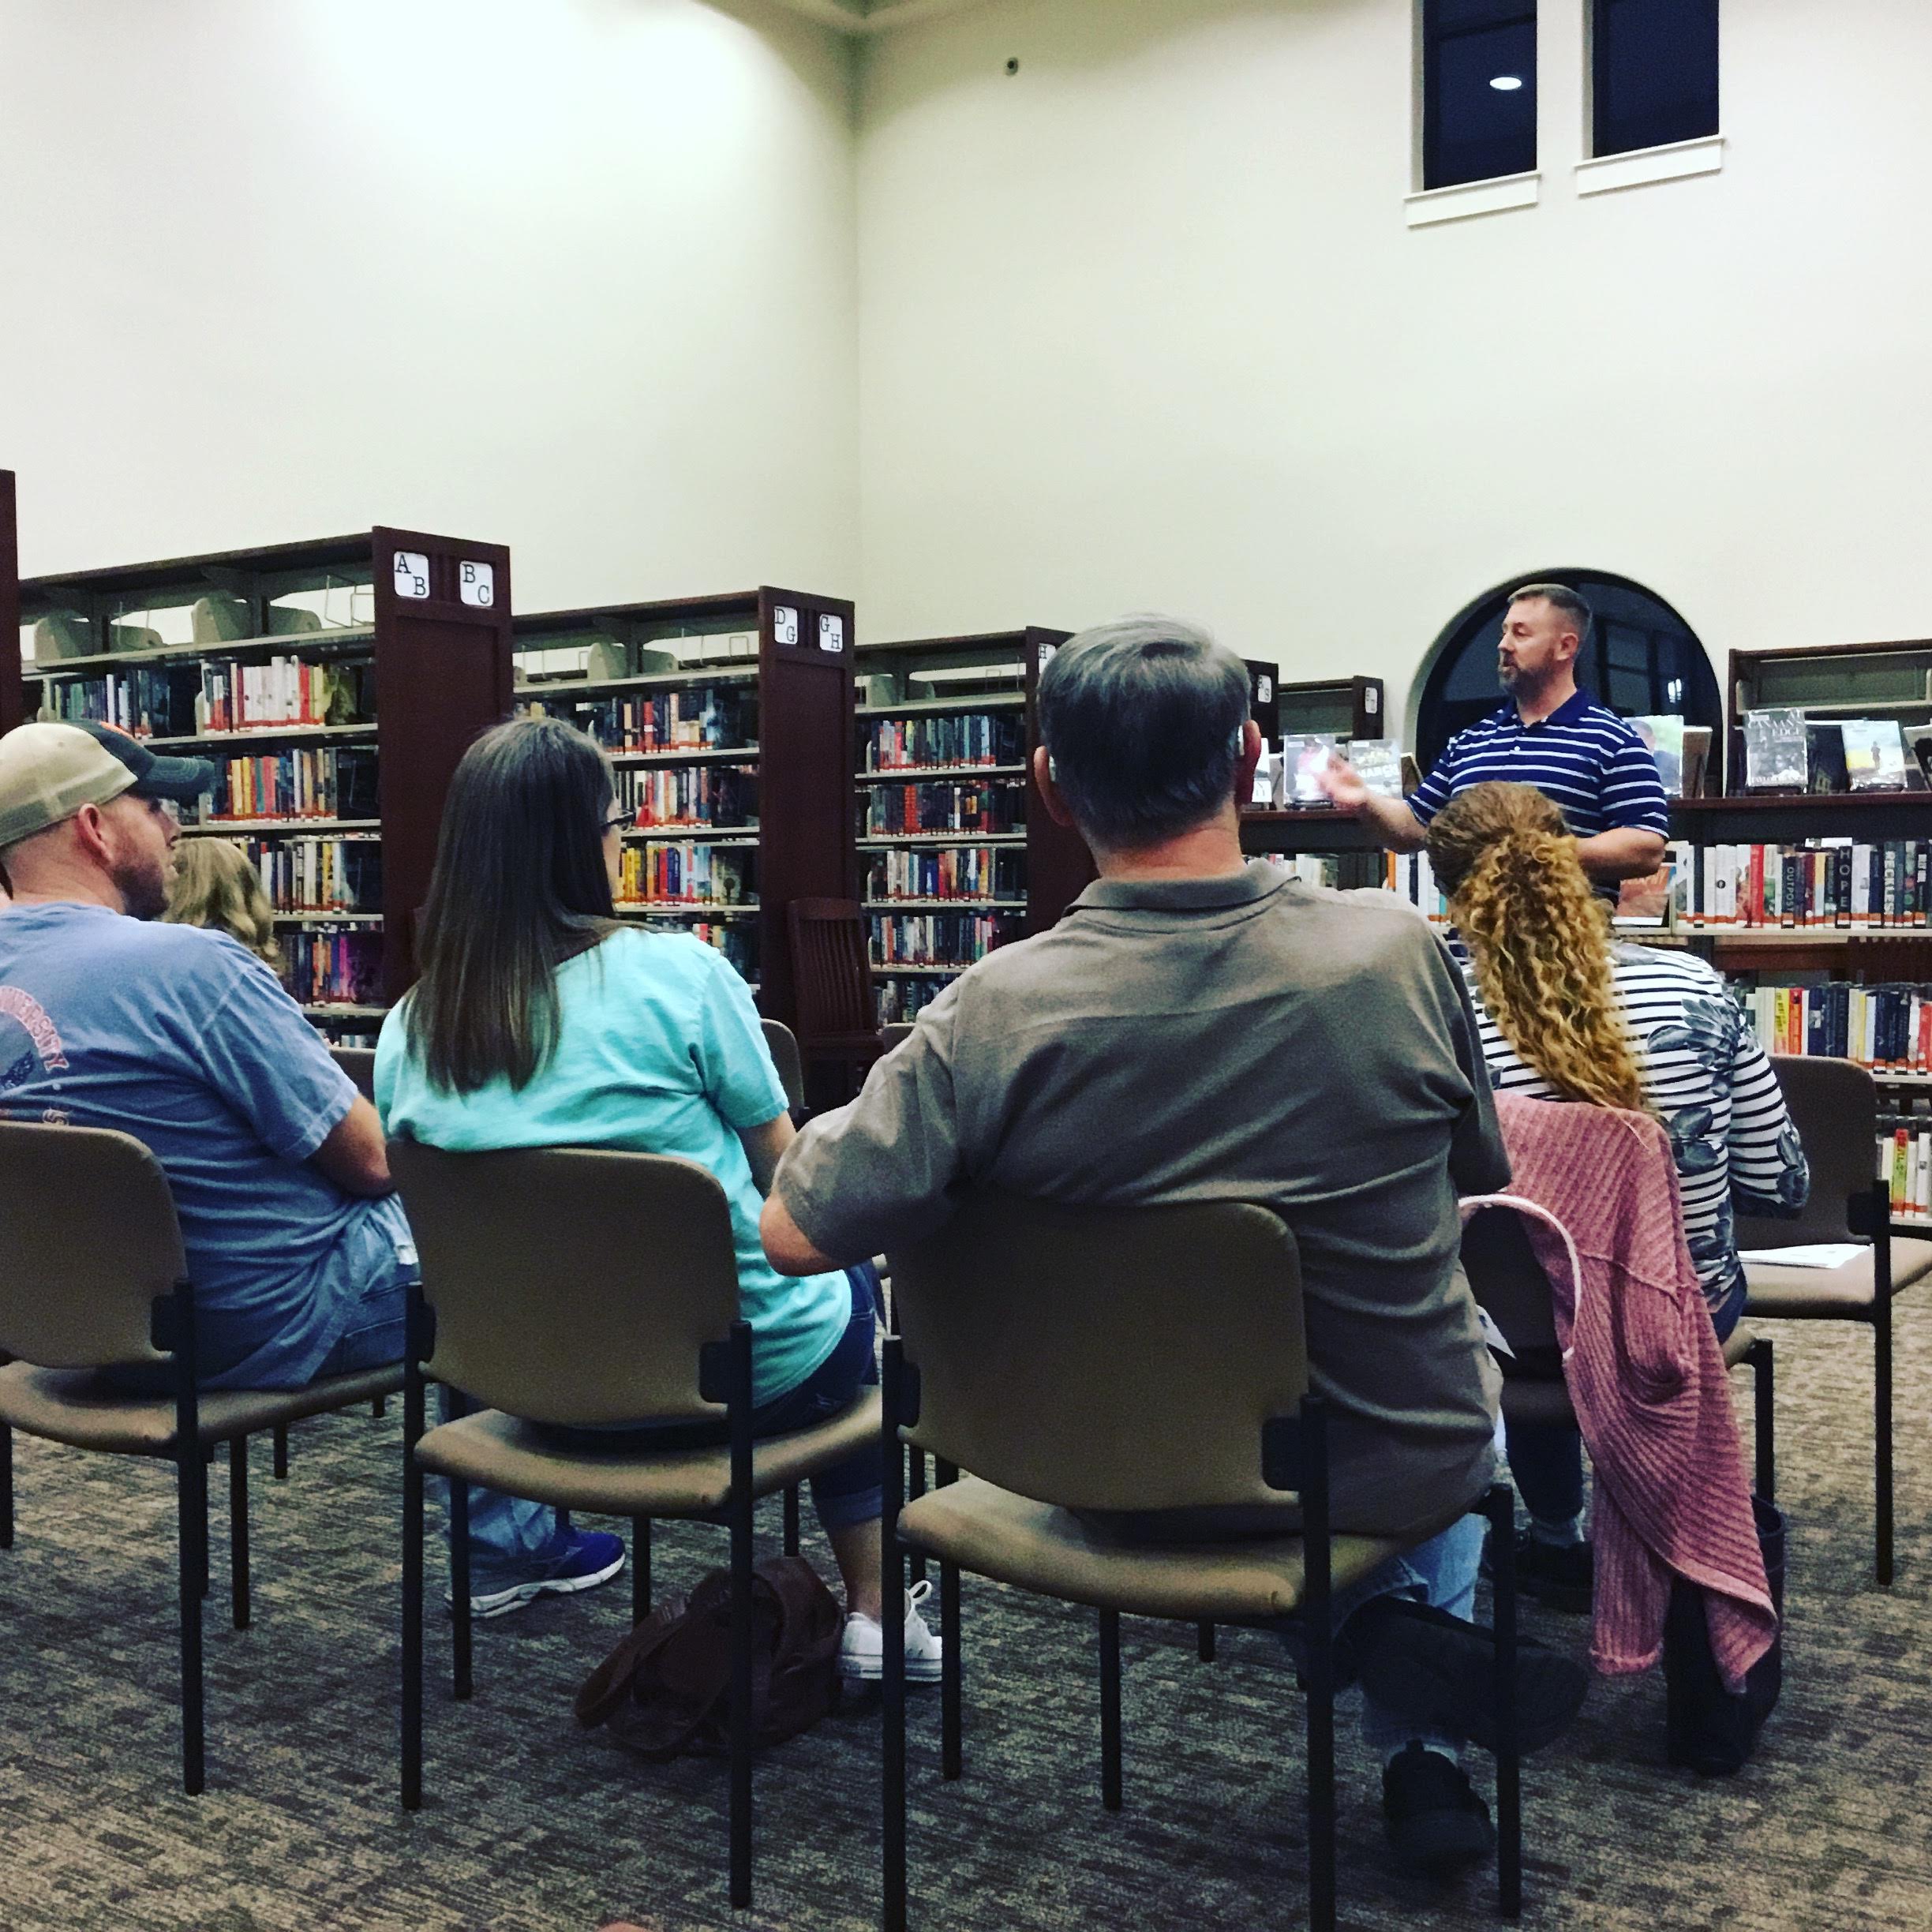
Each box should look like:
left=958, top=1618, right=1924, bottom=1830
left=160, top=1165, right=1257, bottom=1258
left=195, top=657, right=354, bottom=732
left=1686, top=842, right=1932, bottom=927
left=1879, top=1118, right=1932, bottom=1219
left=525, top=688, right=754, bottom=755
left=195, top=747, right=379, bottom=823
left=859, top=713, right=1024, bottom=773
left=49, top=659, right=377, bottom=741
left=280, top=929, right=383, bottom=1006
left=614, top=764, right=756, bottom=829
left=1260, top=852, right=1346, bottom=890
left=620, top=915, right=757, bottom=979
left=870, top=912, right=1021, bottom=969
left=865, top=845, right=1024, bottom=902
left=614, top=843, right=751, bottom=905
left=878, top=976, right=949, bottom=1025
left=1732, top=981, right=1932, bottom=1071
left=863, top=781, right=1024, bottom=837
left=230, top=836, right=381, bottom=913
left=1387, top=851, right=1452, bottom=922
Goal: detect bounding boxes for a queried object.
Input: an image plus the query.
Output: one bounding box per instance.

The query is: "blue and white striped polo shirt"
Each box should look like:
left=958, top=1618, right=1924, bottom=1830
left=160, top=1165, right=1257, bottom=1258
left=1410, top=689, right=1670, bottom=841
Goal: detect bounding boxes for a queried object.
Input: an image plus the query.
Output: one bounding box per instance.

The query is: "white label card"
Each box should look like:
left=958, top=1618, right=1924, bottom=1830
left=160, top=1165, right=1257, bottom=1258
left=1256, top=675, right=1274, bottom=703
left=1365, top=686, right=1380, bottom=716
left=818, top=613, right=845, bottom=655
left=392, top=551, right=431, bottom=601
left=773, top=605, right=799, bottom=648
left=1037, top=644, right=1057, bottom=669
left=459, top=560, right=496, bottom=608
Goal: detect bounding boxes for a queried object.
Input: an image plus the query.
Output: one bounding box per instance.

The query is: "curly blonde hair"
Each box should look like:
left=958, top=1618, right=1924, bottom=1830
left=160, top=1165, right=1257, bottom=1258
left=163, top=838, right=284, bottom=968
left=1425, top=781, right=1646, bottom=1113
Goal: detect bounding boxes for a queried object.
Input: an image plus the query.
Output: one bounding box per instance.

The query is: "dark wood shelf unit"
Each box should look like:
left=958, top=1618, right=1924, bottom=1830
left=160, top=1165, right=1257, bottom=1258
left=1245, top=660, right=1282, bottom=744
left=1239, top=807, right=1387, bottom=856
left=1275, top=673, right=1387, bottom=743
left=0, top=472, right=20, bottom=737
left=1727, top=638, right=1932, bottom=801
left=513, top=586, right=855, bottom=1032
left=17, top=526, right=514, bottom=1016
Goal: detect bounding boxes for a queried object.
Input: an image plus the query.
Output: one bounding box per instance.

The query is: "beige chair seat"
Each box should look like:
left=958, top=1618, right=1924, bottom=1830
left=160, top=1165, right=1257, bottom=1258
left=414, top=1389, right=881, bottom=1515
left=897, top=1474, right=1406, bottom=1623
left=1497, top=1321, right=1762, bottom=1428
left=0, top=1360, right=403, bottom=1455
left=1744, top=1239, right=1932, bottom=1315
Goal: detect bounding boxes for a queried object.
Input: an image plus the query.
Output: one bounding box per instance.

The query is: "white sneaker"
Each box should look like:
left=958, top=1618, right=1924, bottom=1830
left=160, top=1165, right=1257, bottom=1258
left=840, top=1579, right=945, bottom=1683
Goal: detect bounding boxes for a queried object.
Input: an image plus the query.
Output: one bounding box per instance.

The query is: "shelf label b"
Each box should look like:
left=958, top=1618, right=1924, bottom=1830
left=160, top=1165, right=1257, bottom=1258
left=392, top=551, right=431, bottom=601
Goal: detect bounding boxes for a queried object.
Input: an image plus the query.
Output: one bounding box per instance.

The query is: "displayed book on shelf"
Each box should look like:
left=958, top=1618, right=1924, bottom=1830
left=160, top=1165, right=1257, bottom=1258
left=852, top=628, right=1079, bottom=1026
left=14, top=527, right=512, bottom=1023
left=513, top=588, right=855, bottom=1027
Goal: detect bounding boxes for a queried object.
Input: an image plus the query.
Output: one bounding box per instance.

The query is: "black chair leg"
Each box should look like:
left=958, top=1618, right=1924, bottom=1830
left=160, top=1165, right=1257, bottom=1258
left=1750, top=1338, right=1775, bottom=1503
left=941, top=1559, right=962, bottom=1781
left=905, top=1448, right=927, bottom=1587
left=0, top=1422, right=13, bottom=1548
left=1197, top=1620, right=1215, bottom=1662
left=177, top=1448, right=206, bottom=1796
left=372, top=1395, right=387, bottom=1419
left=449, top=1479, right=473, bottom=1701
left=271, top=1423, right=289, bottom=1481
left=882, top=1340, right=910, bottom=1932
left=402, top=1383, right=425, bottom=1811
left=783, top=1484, right=801, bottom=1557
left=632, top=1517, right=652, bottom=1623
left=230, top=1436, right=251, bottom=1631
left=197, top=1444, right=212, bottom=1600
left=1486, top=1483, right=1522, bottom=1918
left=1099, top=1608, right=1123, bottom=1812
left=728, top=1324, right=757, bottom=1911
left=1876, top=1299, right=1894, bottom=1586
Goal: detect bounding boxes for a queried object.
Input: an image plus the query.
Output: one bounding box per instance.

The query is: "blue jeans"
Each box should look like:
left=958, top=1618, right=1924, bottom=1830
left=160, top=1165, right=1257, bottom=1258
left=465, top=1266, right=884, bottom=1588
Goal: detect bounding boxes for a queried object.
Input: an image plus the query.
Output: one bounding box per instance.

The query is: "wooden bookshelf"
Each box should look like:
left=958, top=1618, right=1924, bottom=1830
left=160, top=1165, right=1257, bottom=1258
left=1276, top=673, right=1387, bottom=742
left=1727, top=639, right=1932, bottom=799
left=513, top=586, right=855, bottom=1030
left=852, top=628, right=1088, bottom=1024
left=0, top=472, right=20, bottom=737
left=18, top=527, right=513, bottom=1018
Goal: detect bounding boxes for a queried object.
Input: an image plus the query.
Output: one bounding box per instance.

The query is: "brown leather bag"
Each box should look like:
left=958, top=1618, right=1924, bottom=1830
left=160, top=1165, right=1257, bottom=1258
left=574, top=1553, right=843, bottom=1760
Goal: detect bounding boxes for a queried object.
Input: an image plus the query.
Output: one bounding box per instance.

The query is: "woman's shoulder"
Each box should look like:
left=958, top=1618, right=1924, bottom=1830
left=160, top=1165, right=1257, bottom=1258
left=1609, top=942, right=1728, bottom=1001
left=577, top=925, right=727, bottom=1001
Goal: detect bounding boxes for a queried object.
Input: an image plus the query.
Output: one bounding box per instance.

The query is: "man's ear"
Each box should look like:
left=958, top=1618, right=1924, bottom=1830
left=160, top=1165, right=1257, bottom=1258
left=1236, top=718, right=1264, bottom=801
left=68, top=803, right=116, bottom=868
left=1032, top=743, right=1078, bottom=829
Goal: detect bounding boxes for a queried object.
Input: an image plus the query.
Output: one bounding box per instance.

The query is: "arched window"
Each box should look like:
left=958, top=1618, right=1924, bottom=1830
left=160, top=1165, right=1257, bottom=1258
left=1413, top=571, right=1723, bottom=778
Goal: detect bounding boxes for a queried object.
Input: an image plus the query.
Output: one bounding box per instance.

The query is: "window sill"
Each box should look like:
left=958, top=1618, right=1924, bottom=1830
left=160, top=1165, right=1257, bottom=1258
left=1575, top=133, right=1724, bottom=197
left=1404, top=171, right=1541, bottom=229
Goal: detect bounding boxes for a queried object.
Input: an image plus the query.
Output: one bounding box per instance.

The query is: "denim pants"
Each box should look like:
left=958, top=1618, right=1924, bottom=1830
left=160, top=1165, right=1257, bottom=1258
left=464, top=1266, right=884, bottom=1588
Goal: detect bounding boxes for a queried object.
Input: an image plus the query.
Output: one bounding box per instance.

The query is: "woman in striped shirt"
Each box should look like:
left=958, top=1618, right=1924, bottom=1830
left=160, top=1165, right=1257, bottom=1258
left=1424, top=781, right=1807, bottom=1606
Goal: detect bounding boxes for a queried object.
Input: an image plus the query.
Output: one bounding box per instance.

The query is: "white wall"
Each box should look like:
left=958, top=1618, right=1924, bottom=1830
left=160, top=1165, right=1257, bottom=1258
left=0, top=0, right=858, bottom=610
left=856, top=0, right=1932, bottom=725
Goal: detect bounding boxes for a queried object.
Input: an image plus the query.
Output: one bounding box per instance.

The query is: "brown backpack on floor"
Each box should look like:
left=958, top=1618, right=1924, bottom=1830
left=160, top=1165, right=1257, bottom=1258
left=574, top=1553, right=843, bottom=1760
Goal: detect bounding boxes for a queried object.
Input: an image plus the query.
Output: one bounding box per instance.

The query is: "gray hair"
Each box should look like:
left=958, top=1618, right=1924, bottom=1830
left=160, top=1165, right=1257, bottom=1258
left=1508, top=581, right=1593, bottom=647
left=1036, top=616, right=1251, bottom=848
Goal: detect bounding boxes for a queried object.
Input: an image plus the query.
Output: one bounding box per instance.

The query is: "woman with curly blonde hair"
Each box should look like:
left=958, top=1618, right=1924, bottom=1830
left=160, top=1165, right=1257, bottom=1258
left=163, top=837, right=285, bottom=970
left=1426, top=781, right=1807, bottom=1607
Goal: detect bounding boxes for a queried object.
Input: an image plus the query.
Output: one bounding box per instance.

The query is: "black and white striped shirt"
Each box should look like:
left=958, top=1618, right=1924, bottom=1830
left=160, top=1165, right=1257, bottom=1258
left=1458, top=945, right=1808, bottom=1322
left=1411, top=691, right=1670, bottom=842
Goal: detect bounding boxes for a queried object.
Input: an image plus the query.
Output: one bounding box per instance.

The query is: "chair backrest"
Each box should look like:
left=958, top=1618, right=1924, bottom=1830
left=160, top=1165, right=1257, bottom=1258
left=1459, top=1204, right=1560, bottom=1358
left=785, top=897, right=878, bottom=1043
left=1735, top=1054, right=1875, bottom=1249
left=889, top=1191, right=1308, bottom=1513
left=387, top=1141, right=741, bottom=1426
left=329, top=1046, right=376, bottom=1102
left=759, top=1018, right=806, bottom=1116
left=880, top=1021, right=914, bottom=1054
left=0, top=1121, right=182, bottom=1369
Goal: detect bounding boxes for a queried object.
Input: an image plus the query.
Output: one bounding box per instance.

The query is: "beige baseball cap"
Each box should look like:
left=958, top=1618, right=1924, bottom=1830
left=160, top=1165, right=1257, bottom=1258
left=0, top=721, right=212, bottom=849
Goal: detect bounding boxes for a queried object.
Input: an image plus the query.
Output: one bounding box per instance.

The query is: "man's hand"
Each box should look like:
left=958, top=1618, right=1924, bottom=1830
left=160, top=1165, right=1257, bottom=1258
left=1316, top=758, right=1428, bottom=852
left=1316, top=755, right=1370, bottom=809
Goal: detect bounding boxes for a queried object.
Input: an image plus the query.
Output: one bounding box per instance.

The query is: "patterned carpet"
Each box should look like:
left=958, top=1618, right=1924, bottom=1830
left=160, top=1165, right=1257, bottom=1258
left=3, top=1305, right=1931, bottom=1932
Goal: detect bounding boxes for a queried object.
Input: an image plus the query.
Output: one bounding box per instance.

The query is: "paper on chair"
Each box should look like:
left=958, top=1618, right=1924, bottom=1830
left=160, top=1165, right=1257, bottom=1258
left=1736, top=1241, right=1866, bottom=1270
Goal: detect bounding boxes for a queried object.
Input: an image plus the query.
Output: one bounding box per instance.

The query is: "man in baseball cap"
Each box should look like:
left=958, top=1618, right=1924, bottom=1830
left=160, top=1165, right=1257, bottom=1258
left=0, top=715, right=409, bottom=1395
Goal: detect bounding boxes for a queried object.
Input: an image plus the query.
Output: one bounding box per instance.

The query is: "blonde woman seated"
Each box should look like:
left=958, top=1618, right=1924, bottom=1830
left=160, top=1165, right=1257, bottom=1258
left=1425, top=781, right=1807, bottom=1608
left=163, top=837, right=284, bottom=969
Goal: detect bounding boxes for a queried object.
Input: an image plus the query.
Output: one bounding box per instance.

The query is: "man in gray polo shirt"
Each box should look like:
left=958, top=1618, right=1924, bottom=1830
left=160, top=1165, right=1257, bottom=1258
left=763, top=616, right=1583, bottom=1875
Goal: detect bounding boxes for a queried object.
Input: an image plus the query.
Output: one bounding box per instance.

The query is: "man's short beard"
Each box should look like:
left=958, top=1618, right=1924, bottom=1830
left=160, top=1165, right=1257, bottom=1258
left=113, top=854, right=170, bottom=923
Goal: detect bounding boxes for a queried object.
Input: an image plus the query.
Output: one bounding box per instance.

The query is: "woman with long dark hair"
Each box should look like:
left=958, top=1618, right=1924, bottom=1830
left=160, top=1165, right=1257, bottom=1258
left=1426, top=781, right=1807, bottom=1610
left=376, top=717, right=937, bottom=1677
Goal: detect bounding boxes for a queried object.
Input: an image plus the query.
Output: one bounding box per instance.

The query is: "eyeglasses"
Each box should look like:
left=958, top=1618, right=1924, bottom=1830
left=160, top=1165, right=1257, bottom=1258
left=601, top=806, right=635, bottom=836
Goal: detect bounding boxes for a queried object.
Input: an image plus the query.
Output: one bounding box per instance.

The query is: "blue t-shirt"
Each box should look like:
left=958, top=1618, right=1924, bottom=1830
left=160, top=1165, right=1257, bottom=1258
left=374, top=929, right=848, bottom=1409
left=0, top=900, right=394, bottom=1386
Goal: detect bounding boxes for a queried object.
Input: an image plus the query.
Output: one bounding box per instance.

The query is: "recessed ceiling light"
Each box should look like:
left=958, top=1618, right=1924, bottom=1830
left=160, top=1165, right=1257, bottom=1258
left=1489, top=74, right=1524, bottom=91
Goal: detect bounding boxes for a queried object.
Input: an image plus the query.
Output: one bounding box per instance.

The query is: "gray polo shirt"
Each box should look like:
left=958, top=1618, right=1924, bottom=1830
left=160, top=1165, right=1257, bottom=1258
left=775, top=862, right=1507, bottom=1538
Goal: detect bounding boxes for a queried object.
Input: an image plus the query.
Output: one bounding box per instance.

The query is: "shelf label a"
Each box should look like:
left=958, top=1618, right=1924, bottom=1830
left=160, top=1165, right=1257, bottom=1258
left=818, top=613, right=845, bottom=656
left=773, top=605, right=799, bottom=648
left=459, top=560, right=496, bottom=608
left=392, top=551, right=431, bottom=601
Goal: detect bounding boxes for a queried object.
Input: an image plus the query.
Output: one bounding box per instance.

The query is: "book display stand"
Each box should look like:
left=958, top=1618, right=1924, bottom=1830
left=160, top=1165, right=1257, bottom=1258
left=514, top=588, right=855, bottom=1033
left=852, top=628, right=1089, bottom=1024
left=14, top=526, right=512, bottom=1035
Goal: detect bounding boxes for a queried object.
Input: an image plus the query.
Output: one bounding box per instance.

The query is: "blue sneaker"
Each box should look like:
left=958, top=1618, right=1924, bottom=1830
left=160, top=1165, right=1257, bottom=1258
left=459, top=1528, right=627, bottom=1620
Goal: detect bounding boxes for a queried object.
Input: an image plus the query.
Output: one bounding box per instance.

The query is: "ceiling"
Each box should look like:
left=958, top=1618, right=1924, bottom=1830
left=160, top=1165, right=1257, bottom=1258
left=765, top=0, right=990, bottom=32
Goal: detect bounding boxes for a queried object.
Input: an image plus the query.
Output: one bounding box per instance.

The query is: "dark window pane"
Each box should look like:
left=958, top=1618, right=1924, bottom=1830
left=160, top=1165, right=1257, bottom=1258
left=1595, top=0, right=1719, bottom=157
left=1425, top=13, right=1537, bottom=189
left=1432, top=0, right=1535, bottom=28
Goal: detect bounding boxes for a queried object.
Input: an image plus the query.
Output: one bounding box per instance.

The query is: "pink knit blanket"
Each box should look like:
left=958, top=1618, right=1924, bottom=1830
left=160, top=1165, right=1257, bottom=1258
left=1484, top=1093, right=1777, bottom=1692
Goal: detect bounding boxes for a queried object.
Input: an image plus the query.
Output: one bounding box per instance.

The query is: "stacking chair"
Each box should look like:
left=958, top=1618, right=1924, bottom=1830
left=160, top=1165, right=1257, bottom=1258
left=758, top=1017, right=806, bottom=1118
left=880, top=1021, right=915, bottom=1053
left=0, top=1120, right=402, bottom=1792
left=389, top=1140, right=881, bottom=1911
left=1462, top=1204, right=1776, bottom=1498
left=785, top=897, right=884, bottom=1095
left=1739, top=1056, right=1932, bottom=1583
left=880, top=1192, right=1524, bottom=1932
left=328, top=1044, right=377, bottom=1100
